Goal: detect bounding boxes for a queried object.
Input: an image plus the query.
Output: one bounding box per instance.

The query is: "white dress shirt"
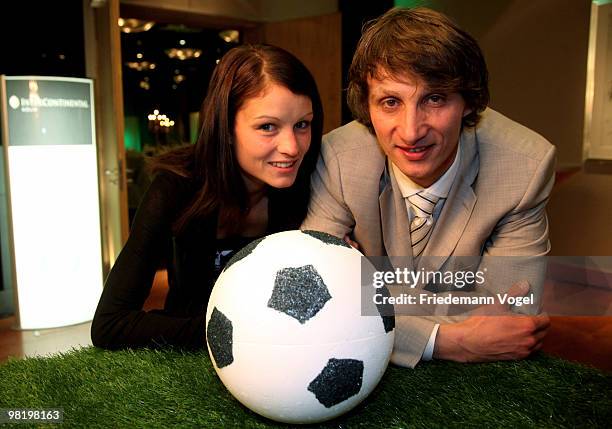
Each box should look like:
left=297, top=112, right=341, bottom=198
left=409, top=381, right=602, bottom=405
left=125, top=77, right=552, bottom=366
left=390, top=142, right=462, bottom=361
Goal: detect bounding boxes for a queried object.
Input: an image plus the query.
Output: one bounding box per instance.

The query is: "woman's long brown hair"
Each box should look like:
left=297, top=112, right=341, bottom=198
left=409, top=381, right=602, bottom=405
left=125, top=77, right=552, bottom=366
left=150, top=44, right=323, bottom=234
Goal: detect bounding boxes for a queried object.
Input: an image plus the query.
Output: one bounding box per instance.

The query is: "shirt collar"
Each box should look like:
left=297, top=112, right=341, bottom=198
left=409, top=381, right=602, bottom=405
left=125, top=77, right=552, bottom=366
left=391, top=140, right=462, bottom=199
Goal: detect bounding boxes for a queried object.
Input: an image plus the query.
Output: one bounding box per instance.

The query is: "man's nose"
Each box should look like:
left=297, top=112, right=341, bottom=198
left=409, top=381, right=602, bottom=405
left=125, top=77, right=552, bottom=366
left=397, top=106, right=428, bottom=143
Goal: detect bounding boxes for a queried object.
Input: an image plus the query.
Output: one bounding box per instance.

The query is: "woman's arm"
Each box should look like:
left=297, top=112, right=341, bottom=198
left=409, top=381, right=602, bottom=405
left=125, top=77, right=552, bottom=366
left=91, top=172, right=206, bottom=350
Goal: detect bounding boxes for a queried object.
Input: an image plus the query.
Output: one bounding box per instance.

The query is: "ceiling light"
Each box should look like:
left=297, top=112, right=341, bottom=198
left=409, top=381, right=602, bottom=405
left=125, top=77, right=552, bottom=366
left=118, top=18, right=155, bottom=33
left=125, top=61, right=156, bottom=71
left=148, top=111, right=175, bottom=128
left=165, top=48, right=202, bottom=60
left=219, top=30, right=239, bottom=43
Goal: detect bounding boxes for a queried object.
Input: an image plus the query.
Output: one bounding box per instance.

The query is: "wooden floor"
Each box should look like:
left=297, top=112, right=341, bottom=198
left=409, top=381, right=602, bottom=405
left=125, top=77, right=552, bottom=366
left=1, top=169, right=611, bottom=370
left=0, top=271, right=169, bottom=363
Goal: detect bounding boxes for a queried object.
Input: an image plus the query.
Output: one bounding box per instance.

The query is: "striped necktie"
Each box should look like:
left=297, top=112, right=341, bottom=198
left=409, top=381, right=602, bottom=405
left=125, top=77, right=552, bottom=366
left=407, top=192, right=440, bottom=257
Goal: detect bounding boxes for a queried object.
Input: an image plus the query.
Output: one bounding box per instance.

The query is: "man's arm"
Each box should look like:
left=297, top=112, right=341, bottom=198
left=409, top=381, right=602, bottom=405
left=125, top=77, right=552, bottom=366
left=433, top=282, right=550, bottom=362
left=431, top=144, right=556, bottom=364
left=301, top=134, right=355, bottom=238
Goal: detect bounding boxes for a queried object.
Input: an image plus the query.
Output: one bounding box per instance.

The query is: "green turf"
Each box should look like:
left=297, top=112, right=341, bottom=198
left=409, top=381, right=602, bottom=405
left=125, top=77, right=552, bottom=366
left=0, top=348, right=609, bottom=428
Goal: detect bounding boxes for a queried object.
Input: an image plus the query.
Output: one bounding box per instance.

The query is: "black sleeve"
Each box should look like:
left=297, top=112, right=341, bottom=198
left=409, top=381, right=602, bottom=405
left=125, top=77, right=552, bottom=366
left=91, top=172, right=206, bottom=350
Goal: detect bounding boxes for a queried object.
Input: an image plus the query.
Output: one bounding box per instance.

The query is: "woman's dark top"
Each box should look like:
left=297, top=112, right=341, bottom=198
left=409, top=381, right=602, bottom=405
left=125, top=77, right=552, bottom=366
left=91, top=171, right=302, bottom=350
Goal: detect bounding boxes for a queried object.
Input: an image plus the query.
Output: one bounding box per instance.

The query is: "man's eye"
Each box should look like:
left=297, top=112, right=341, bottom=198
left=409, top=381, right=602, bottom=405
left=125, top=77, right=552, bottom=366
left=295, top=120, right=311, bottom=130
left=382, top=98, right=399, bottom=109
left=258, top=123, right=276, bottom=132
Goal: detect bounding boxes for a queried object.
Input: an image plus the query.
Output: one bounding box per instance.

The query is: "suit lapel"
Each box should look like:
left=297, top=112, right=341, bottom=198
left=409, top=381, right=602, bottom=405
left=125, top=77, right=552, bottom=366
left=422, top=129, right=480, bottom=273
left=379, top=162, right=414, bottom=268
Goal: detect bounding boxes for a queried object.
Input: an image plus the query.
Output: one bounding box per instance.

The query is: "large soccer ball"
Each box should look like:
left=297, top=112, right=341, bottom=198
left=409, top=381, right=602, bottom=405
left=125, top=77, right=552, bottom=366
left=205, top=230, right=395, bottom=424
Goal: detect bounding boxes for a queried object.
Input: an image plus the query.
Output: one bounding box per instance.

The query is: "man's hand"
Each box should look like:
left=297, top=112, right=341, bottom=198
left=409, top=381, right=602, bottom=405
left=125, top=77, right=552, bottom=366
left=433, top=281, right=550, bottom=362
left=343, top=235, right=360, bottom=250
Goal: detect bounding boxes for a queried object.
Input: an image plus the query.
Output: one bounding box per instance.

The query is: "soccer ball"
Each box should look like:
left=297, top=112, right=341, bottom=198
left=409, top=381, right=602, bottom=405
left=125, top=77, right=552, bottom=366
left=205, top=230, right=395, bottom=424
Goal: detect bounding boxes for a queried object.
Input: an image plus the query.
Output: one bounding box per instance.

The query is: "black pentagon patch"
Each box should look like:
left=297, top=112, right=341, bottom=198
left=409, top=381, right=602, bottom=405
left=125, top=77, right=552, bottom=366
left=302, top=230, right=351, bottom=249
left=206, top=307, right=234, bottom=368
left=374, top=284, right=395, bottom=333
left=267, top=265, right=331, bottom=324
left=222, top=236, right=267, bottom=272
left=308, top=358, right=364, bottom=408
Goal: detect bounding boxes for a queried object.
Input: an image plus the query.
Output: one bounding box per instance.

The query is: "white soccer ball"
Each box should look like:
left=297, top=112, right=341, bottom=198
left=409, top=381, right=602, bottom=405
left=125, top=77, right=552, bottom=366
left=205, top=230, right=395, bottom=424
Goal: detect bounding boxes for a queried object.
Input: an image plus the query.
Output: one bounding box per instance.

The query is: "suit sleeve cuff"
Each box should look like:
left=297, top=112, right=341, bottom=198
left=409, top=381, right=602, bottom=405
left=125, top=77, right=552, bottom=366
left=421, top=323, right=440, bottom=361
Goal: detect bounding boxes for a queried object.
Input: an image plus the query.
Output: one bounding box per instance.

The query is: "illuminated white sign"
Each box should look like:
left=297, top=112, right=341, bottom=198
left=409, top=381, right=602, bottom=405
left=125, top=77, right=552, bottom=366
left=1, top=76, right=103, bottom=330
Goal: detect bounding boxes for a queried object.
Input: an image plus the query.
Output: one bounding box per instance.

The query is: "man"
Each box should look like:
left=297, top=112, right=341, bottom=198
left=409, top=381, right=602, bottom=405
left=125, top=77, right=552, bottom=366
left=302, top=7, right=553, bottom=368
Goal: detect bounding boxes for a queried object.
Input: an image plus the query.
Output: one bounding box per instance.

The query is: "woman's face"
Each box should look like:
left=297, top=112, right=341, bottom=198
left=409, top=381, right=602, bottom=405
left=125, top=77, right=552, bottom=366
left=233, top=82, right=313, bottom=193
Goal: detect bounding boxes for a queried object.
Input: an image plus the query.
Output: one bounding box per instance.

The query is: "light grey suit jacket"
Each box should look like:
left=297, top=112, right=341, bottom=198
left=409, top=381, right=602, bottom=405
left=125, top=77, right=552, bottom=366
left=301, top=108, right=556, bottom=368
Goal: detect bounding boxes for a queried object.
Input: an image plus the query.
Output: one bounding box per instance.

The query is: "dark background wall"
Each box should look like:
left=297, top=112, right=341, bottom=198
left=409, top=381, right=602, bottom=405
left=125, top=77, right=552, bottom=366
left=0, top=1, right=86, bottom=78
left=339, top=0, right=394, bottom=124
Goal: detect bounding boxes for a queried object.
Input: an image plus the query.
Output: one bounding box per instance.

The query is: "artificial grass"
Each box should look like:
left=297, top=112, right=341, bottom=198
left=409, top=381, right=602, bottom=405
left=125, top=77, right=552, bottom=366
left=0, top=348, right=610, bottom=428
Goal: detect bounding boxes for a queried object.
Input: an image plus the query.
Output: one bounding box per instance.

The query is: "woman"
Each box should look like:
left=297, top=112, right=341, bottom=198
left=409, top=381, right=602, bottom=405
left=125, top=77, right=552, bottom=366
left=91, top=44, right=323, bottom=350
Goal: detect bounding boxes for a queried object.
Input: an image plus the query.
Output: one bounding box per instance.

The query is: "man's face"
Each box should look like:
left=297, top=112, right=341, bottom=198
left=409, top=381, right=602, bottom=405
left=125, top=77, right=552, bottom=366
left=367, top=70, right=470, bottom=187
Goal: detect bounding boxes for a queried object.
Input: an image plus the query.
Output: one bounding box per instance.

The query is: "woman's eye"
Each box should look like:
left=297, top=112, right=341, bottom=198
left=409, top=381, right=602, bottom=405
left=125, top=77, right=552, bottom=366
left=426, top=94, right=446, bottom=106
left=258, top=123, right=276, bottom=132
left=295, top=120, right=311, bottom=130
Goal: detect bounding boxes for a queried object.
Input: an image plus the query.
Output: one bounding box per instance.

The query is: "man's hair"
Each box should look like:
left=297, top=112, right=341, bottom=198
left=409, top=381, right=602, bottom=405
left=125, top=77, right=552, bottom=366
left=347, top=7, right=489, bottom=131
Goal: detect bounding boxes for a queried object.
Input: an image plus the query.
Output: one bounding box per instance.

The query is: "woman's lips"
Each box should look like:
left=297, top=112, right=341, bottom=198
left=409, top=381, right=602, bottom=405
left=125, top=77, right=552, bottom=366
left=269, top=160, right=298, bottom=171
